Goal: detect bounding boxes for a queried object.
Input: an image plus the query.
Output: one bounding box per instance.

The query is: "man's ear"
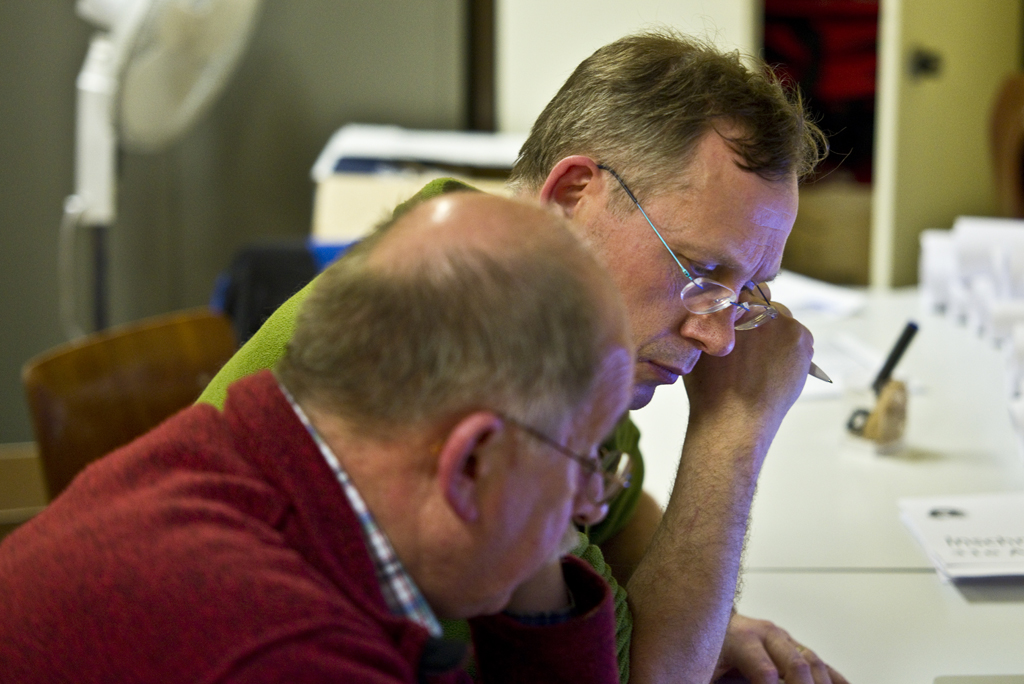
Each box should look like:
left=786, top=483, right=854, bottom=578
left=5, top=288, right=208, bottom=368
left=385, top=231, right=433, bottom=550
left=539, top=156, right=602, bottom=219
left=435, top=412, right=505, bottom=523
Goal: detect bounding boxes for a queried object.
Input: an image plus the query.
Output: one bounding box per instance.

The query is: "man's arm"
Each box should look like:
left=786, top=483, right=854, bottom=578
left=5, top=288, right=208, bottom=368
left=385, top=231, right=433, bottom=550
left=623, top=307, right=814, bottom=684
left=599, top=490, right=662, bottom=585
left=601, top=491, right=848, bottom=683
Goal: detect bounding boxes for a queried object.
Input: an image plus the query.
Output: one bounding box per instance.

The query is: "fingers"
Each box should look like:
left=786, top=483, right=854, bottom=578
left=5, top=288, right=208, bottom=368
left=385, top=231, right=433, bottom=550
left=716, top=614, right=849, bottom=684
left=769, top=300, right=792, bottom=318
left=761, top=630, right=833, bottom=684
left=743, top=281, right=773, bottom=305
left=826, top=662, right=852, bottom=684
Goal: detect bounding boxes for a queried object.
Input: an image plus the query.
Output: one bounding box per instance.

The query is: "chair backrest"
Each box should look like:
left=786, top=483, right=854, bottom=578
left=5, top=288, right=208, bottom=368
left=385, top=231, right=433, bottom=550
left=991, top=73, right=1024, bottom=218
left=22, top=309, right=237, bottom=500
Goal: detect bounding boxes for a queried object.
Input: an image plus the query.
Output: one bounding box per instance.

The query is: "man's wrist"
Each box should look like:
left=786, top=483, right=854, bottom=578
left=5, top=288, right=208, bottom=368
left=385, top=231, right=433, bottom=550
left=504, top=558, right=571, bottom=614
left=504, top=587, right=576, bottom=626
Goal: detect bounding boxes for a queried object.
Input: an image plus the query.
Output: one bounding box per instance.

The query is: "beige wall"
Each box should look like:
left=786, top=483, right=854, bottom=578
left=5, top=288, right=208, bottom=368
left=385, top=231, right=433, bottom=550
left=873, top=0, right=1023, bottom=287
left=0, top=1, right=465, bottom=442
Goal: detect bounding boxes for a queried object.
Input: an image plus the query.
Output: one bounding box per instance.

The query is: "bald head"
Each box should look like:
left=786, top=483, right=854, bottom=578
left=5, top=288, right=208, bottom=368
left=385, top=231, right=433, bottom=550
left=276, top=191, right=631, bottom=436
left=370, top=193, right=603, bottom=283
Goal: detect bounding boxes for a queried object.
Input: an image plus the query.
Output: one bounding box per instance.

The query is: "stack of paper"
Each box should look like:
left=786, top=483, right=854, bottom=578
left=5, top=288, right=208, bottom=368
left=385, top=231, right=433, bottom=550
left=311, top=124, right=527, bottom=182
left=899, top=492, right=1024, bottom=579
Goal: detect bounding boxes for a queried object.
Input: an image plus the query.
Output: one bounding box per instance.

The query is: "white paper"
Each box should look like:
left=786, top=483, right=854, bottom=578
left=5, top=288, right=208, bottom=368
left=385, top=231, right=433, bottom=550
left=899, top=492, right=1024, bottom=579
left=797, top=331, right=882, bottom=400
left=311, top=124, right=527, bottom=182
left=768, top=270, right=867, bottom=319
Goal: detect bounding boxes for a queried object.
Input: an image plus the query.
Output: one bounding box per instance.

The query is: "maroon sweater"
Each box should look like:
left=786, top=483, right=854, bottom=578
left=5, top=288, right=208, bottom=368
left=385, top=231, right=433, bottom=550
left=0, top=371, right=619, bottom=683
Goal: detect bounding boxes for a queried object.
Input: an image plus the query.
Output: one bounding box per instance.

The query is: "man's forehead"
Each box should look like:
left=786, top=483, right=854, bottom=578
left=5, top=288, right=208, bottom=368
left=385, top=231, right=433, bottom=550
left=750, top=197, right=797, bottom=232
left=695, top=238, right=785, bottom=285
left=652, top=199, right=792, bottom=287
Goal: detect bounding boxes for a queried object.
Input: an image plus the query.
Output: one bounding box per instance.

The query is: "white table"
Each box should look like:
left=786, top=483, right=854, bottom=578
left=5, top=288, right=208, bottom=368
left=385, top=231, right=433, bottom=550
left=735, top=571, right=1024, bottom=684
left=630, top=287, right=1024, bottom=682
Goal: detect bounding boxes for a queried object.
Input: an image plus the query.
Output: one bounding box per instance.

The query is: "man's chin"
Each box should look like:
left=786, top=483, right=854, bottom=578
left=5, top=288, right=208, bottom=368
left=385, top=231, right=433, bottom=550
left=631, top=355, right=698, bottom=409
left=631, top=364, right=680, bottom=409
left=630, top=383, right=657, bottom=410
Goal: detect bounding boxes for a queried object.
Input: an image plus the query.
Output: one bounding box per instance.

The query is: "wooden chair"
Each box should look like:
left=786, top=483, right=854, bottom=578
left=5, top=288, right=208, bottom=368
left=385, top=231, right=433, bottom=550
left=22, top=309, right=237, bottom=500
left=991, top=73, right=1024, bottom=218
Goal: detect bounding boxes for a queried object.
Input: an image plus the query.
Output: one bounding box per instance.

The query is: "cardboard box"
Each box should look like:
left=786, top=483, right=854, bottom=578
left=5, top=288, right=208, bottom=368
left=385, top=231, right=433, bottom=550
left=311, top=171, right=511, bottom=243
left=783, top=179, right=872, bottom=285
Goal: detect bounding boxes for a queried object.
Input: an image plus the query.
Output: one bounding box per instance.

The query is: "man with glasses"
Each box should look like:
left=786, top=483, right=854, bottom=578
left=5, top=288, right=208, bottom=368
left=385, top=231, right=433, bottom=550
left=0, top=193, right=635, bottom=683
left=199, top=29, right=845, bottom=684
left=505, top=30, right=841, bottom=684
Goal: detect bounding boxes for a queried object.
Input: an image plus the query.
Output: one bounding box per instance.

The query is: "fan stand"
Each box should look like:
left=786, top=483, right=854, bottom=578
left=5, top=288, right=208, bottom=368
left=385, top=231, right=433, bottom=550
left=91, top=226, right=109, bottom=331
left=65, top=32, right=120, bottom=336
left=64, top=0, right=263, bottom=338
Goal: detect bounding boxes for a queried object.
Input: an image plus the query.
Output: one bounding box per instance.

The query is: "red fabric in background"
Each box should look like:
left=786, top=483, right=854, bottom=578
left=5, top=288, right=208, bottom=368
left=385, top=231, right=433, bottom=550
left=764, top=0, right=879, bottom=182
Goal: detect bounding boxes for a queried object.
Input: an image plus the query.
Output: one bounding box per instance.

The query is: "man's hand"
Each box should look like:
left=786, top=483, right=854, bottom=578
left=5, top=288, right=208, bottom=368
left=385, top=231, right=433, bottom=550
left=713, top=613, right=850, bottom=684
left=685, top=300, right=813, bottom=422
left=683, top=301, right=813, bottom=471
left=504, top=530, right=579, bottom=615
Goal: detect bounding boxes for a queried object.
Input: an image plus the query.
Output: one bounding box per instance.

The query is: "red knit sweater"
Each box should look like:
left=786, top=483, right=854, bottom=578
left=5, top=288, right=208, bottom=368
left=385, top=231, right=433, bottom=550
left=0, top=371, right=619, bottom=683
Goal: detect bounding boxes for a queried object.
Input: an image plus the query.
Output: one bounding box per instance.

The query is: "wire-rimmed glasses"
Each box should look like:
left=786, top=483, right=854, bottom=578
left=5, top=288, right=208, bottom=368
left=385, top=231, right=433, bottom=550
left=597, top=164, right=779, bottom=331
left=497, top=413, right=632, bottom=505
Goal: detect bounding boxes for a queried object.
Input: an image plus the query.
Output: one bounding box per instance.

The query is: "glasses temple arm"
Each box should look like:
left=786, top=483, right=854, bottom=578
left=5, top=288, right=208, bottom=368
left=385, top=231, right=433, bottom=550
left=597, top=164, right=695, bottom=282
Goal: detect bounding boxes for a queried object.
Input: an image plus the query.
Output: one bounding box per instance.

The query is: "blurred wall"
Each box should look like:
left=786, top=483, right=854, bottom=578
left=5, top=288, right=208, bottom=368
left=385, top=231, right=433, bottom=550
left=496, top=0, right=759, bottom=133
left=0, top=0, right=465, bottom=442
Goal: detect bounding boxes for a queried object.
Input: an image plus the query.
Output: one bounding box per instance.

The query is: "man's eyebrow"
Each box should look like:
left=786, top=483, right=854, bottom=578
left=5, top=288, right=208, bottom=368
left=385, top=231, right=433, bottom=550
left=663, top=235, right=729, bottom=267
left=669, top=234, right=778, bottom=282
left=681, top=246, right=742, bottom=273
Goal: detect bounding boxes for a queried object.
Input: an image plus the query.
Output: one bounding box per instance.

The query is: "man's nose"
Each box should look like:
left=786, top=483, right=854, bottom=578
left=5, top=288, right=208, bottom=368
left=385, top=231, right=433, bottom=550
left=680, top=308, right=736, bottom=357
left=572, top=483, right=608, bottom=527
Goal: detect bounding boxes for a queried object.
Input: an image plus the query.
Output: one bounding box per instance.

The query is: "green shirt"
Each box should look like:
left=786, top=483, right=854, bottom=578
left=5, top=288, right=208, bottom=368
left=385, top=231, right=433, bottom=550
left=197, top=178, right=645, bottom=682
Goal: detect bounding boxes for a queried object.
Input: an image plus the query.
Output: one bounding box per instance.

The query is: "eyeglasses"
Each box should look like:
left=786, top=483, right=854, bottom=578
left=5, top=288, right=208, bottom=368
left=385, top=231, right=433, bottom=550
left=597, top=164, right=779, bottom=331
left=497, top=413, right=632, bottom=505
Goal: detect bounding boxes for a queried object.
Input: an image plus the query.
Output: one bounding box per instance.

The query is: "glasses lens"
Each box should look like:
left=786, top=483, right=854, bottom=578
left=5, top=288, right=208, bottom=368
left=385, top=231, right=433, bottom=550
left=591, top=449, right=633, bottom=504
left=734, top=303, right=778, bottom=331
left=681, top=278, right=736, bottom=314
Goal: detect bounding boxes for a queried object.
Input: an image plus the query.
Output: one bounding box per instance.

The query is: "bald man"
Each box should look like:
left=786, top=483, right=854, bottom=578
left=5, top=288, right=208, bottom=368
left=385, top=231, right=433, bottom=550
left=0, top=194, right=635, bottom=684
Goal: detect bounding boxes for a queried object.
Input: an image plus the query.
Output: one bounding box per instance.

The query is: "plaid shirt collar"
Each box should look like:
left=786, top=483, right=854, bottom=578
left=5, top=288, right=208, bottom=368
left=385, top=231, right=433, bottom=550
left=278, top=380, right=443, bottom=638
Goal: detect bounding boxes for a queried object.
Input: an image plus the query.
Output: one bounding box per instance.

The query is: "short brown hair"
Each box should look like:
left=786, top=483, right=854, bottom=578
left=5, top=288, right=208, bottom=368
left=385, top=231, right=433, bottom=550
left=276, top=196, right=615, bottom=435
left=509, top=29, right=827, bottom=200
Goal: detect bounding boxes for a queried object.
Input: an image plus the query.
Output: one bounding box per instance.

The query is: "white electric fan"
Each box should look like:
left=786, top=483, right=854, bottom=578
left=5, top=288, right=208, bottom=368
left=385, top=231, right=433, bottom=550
left=61, top=0, right=263, bottom=338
